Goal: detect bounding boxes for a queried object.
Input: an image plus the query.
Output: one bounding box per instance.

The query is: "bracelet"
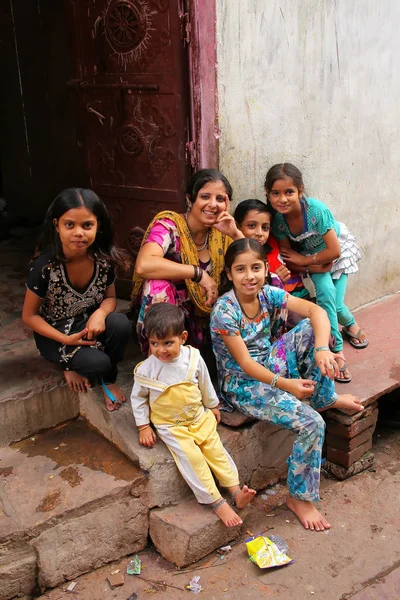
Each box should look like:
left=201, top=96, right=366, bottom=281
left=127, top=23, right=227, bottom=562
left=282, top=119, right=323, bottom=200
left=314, top=346, right=330, bottom=353
left=270, top=373, right=280, bottom=388
left=305, top=266, right=310, bottom=277
left=191, top=265, right=203, bottom=283
left=138, top=424, right=151, bottom=431
left=312, top=253, right=318, bottom=264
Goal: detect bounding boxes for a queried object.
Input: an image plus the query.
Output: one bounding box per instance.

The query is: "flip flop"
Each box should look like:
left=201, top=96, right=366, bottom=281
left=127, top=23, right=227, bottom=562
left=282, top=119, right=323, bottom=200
left=342, top=327, right=369, bottom=349
left=101, top=380, right=122, bottom=408
left=334, top=359, right=352, bottom=384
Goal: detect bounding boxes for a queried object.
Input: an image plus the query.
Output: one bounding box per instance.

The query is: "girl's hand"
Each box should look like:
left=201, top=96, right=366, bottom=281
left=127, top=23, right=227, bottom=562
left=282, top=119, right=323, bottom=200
left=199, top=270, right=218, bottom=306
left=85, top=310, right=107, bottom=340
left=139, top=426, right=157, bottom=447
left=65, top=328, right=98, bottom=346
left=210, top=407, right=221, bottom=423
left=308, top=262, right=333, bottom=274
left=315, top=349, right=339, bottom=380
left=275, top=264, right=291, bottom=283
left=283, top=378, right=316, bottom=400
left=279, top=247, right=307, bottom=266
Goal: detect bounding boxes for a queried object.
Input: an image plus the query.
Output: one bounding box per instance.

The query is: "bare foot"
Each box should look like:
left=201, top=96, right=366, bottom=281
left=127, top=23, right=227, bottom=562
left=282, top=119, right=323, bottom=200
left=333, top=352, right=352, bottom=382
left=213, top=499, right=243, bottom=527
left=286, top=496, right=331, bottom=531
left=232, top=485, right=257, bottom=509
left=331, top=394, right=363, bottom=412
left=64, top=371, right=91, bottom=393
left=102, top=382, right=126, bottom=413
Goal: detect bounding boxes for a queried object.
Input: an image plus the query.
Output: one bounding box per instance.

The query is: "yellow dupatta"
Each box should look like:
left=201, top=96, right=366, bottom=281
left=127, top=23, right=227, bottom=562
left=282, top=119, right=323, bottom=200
left=131, top=211, right=232, bottom=316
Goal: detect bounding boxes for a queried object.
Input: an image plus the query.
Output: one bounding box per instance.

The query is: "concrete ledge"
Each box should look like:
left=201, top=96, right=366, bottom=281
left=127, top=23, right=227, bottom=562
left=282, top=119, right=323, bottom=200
left=149, top=499, right=248, bottom=567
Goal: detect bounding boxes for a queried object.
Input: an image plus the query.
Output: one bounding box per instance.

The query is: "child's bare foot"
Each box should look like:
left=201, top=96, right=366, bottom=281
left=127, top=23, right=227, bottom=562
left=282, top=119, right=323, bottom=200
left=212, top=499, right=243, bottom=527
left=102, top=382, right=126, bottom=412
left=330, top=394, right=363, bottom=413
left=232, top=485, right=257, bottom=509
left=286, top=496, right=331, bottom=531
left=64, top=371, right=91, bottom=393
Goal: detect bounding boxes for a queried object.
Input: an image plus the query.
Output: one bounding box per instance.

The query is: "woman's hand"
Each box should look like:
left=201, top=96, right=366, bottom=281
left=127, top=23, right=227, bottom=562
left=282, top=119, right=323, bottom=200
left=275, top=264, right=291, bottom=283
left=64, top=328, right=99, bottom=346
left=139, top=426, right=157, bottom=448
left=282, top=378, right=317, bottom=400
left=86, top=309, right=107, bottom=340
left=213, top=196, right=244, bottom=240
left=279, top=247, right=307, bottom=266
left=314, top=349, right=339, bottom=379
left=210, top=407, right=221, bottom=423
left=199, top=270, right=219, bottom=306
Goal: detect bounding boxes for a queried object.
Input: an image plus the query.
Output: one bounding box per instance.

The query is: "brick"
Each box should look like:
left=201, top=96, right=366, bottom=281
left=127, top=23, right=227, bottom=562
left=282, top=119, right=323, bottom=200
left=326, top=425, right=376, bottom=452
left=326, top=409, right=378, bottom=439
left=325, top=402, right=377, bottom=425
left=327, top=437, right=373, bottom=468
left=107, top=572, right=125, bottom=588
left=149, top=499, right=248, bottom=567
left=323, top=452, right=374, bottom=480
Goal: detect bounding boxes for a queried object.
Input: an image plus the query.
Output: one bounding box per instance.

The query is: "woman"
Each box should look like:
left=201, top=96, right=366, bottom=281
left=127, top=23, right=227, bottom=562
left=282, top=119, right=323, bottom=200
left=131, top=169, right=244, bottom=353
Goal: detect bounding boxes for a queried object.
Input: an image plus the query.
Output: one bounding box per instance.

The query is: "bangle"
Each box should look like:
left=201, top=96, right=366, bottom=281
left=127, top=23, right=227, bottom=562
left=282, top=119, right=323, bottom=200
left=314, top=346, right=330, bottom=353
left=270, top=373, right=280, bottom=388
left=305, top=266, right=310, bottom=276
left=312, top=253, right=318, bottom=264
left=191, top=265, right=203, bottom=283
left=138, top=424, right=151, bottom=431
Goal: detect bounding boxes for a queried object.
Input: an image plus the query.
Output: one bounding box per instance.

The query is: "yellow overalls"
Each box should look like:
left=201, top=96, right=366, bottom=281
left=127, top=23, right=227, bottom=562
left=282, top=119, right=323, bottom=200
left=134, top=347, right=239, bottom=504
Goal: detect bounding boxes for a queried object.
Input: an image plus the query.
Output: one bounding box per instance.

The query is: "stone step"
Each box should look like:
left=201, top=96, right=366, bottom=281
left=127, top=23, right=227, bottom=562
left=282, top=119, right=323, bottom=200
left=149, top=498, right=249, bottom=568
left=0, top=418, right=148, bottom=599
left=81, top=375, right=295, bottom=509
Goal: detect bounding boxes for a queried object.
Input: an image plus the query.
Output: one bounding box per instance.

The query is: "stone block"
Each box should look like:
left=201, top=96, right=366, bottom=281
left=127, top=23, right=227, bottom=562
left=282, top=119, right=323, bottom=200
left=220, top=409, right=255, bottom=427
left=34, top=495, right=149, bottom=590
left=0, top=548, right=37, bottom=600
left=325, top=402, right=377, bottom=425
left=149, top=499, right=247, bottom=567
left=326, top=409, right=378, bottom=439
left=323, top=452, right=374, bottom=480
left=326, top=425, right=376, bottom=452
left=327, top=437, right=373, bottom=468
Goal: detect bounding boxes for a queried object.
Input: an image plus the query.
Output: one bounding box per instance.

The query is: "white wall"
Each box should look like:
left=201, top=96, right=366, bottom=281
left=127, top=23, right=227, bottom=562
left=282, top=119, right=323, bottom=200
left=216, top=0, right=400, bottom=307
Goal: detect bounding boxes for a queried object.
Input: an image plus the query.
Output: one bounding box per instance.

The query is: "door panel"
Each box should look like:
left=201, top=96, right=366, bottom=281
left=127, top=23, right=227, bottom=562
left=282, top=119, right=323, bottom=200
left=67, top=0, right=190, bottom=274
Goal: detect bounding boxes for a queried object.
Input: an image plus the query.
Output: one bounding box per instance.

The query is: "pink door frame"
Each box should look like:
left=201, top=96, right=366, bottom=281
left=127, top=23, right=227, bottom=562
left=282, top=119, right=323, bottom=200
left=188, top=0, right=218, bottom=169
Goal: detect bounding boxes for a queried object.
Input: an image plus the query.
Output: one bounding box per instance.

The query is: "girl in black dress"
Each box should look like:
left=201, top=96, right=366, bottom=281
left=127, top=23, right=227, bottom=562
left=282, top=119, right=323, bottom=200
left=22, top=188, right=132, bottom=411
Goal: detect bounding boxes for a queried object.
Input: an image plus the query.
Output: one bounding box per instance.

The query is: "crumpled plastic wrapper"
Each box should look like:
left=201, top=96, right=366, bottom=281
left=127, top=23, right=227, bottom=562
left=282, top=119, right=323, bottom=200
left=246, top=535, right=293, bottom=568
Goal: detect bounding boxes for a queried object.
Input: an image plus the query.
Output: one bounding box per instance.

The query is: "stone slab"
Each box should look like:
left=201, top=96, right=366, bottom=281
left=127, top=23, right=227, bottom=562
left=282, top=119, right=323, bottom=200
left=325, top=402, right=377, bottom=425
left=323, top=451, right=375, bottom=480
left=149, top=499, right=248, bottom=567
left=220, top=409, right=255, bottom=427
left=327, top=437, right=373, bottom=468
left=326, top=408, right=378, bottom=439
left=326, top=425, right=376, bottom=452
left=0, top=546, right=37, bottom=600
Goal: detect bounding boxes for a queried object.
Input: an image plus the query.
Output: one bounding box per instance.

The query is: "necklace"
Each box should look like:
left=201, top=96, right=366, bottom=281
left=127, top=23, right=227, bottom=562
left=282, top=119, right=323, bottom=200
left=234, top=290, right=260, bottom=321
left=185, top=211, right=210, bottom=251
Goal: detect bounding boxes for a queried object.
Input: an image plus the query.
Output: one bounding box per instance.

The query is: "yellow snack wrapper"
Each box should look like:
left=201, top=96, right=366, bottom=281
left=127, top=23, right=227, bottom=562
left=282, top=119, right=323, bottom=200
left=246, top=536, right=293, bottom=568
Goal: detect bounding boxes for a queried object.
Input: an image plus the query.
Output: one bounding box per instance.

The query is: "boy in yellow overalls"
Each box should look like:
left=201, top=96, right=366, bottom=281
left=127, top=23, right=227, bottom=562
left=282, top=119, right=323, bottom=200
left=130, top=303, right=256, bottom=526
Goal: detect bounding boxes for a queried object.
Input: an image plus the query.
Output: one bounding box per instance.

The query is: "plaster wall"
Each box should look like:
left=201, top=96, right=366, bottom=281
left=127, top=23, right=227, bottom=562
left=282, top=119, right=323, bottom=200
left=216, top=0, right=400, bottom=307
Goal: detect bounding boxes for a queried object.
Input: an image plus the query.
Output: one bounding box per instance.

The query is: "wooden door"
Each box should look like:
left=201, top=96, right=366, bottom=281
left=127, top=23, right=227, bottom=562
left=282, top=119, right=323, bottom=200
left=66, top=0, right=192, bottom=290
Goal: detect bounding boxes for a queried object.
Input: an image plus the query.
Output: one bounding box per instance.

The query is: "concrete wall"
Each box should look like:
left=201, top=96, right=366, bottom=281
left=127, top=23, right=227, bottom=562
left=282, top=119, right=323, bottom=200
left=216, top=0, right=400, bottom=307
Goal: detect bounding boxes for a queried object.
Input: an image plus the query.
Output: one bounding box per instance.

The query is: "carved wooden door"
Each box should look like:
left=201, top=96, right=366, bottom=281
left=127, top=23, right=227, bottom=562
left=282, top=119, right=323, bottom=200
left=66, top=0, right=191, bottom=289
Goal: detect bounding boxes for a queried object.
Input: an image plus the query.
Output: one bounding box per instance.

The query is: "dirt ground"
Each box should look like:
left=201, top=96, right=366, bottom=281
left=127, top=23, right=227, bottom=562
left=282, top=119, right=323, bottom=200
left=35, top=422, right=400, bottom=600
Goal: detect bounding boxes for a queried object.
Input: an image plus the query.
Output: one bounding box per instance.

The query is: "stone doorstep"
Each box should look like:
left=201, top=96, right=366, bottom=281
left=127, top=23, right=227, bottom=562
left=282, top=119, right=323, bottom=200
left=149, top=499, right=249, bottom=568
left=326, top=437, right=373, bottom=468
left=0, top=420, right=149, bottom=596
left=326, top=409, right=378, bottom=440
left=326, top=424, right=377, bottom=452
left=323, top=452, right=375, bottom=481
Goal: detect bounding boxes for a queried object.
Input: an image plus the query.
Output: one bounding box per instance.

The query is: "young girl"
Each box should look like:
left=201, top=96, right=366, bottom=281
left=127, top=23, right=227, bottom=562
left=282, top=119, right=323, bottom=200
left=234, top=198, right=308, bottom=297
left=265, top=163, right=368, bottom=383
left=22, top=188, right=132, bottom=411
left=210, top=239, right=363, bottom=531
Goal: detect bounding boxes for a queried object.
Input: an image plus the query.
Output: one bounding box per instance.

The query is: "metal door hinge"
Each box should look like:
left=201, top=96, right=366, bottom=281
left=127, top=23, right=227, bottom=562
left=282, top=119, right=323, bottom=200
left=186, top=140, right=197, bottom=168
left=180, top=12, right=191, bottom=44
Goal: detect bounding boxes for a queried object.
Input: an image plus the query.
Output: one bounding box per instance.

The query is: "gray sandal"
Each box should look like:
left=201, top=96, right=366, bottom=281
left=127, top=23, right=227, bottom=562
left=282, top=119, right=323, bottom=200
left=342, top=327, right=369, bottom=349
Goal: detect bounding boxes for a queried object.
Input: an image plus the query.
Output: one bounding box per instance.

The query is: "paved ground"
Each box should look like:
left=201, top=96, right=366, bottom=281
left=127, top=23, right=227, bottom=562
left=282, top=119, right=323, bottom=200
left=35, top=420, right=400, bottom=600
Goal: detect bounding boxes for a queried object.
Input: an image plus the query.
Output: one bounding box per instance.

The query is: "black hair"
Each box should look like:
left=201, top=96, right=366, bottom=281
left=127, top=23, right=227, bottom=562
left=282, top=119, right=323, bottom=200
left=144, top=303, right=186, bottom=339
left=234, top=198, right=273, bottom=226
left=34, top=188, right=130, bottom=273
left=185, top=169, right=233, bottom=204
left=219, top=238, right=267, bottom=295
left=264, top=163, right=305, bottom=194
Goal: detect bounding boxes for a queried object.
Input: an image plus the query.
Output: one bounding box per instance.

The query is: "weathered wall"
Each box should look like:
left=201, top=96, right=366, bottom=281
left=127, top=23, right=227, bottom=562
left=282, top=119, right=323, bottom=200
left=216, top=0, right=400, bottom=307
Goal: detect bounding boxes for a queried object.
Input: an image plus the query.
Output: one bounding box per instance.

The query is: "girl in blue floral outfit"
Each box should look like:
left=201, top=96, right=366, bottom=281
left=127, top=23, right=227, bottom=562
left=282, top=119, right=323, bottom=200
left=210, top=239, right=362, bottom=531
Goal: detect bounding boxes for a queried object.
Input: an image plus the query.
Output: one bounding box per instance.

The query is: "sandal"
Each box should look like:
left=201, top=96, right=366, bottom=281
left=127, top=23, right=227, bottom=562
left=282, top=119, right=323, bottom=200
left=333, top=356, right=352, bottom=384
left=101, top=380, right=122, bottom=406
left=342, top=326, right=369, bottom=349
